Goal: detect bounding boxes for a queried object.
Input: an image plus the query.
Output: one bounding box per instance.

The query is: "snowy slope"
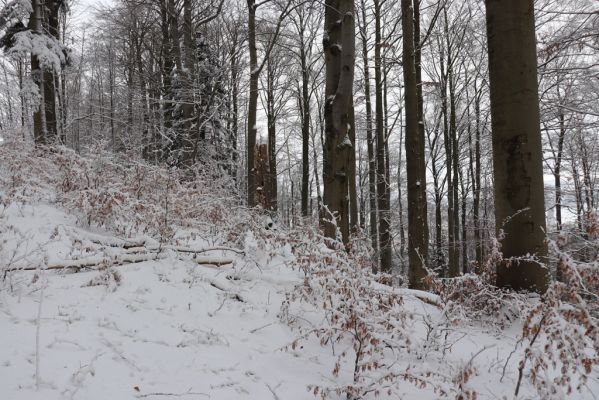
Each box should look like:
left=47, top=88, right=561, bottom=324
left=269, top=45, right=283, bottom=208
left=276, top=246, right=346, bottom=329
left=0, top=202, right=334, bottom=400
left=1, top=144, right=598, bottom=400
left=0, top=200, right=586, bottom=400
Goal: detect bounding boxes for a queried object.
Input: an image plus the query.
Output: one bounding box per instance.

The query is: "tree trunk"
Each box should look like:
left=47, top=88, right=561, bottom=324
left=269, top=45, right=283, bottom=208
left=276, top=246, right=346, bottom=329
left=374, top=0, right=391, bottom=273
left=349, top=100, right=359, bottom=231
left=247, top=0, right=259, bottom=207
left=266, top=60, right=278, bottom=212
left=485, top=0, right=549, bottom=293
left=555, top=109, right=565, bottom=231
left=43, top=0, right=60, bottom=143
left=180, top=0, right=197, bottom=167
left=473, top=82, right=483, bottom=271
left=403, top=0, right=429, bottom=289
left=30, top=0, right=43, bottom=144
left=160, top=0, right=173, bottom=160
left=299, top=17, right=310, bottom=218
left=359, top=0, right=378, bottom=268
left=322, top=0, right=355, bottom=247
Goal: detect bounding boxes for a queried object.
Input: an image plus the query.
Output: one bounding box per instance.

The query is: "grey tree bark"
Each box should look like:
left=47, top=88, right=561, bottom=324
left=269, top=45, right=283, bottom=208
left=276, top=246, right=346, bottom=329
left=485, top=0, right=549, bottom=293
left=403, top=0, right=429, bottom=289
left=358, top=0, right=378, bottom=269
left=374, top=0, right=391, bottom=273
left=322, top=0, right=355, bottom=247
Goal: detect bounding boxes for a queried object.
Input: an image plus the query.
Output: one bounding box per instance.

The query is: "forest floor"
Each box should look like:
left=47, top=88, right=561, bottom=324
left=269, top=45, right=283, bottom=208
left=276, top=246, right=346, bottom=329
left=0, top=144, right=598, bottom=400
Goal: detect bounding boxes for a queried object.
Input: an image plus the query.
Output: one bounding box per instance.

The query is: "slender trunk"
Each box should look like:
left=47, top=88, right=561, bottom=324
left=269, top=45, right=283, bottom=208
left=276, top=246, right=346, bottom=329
left=555, top=109, right=565, bottom=231
left=473, top=84, right=483, bottom=271
left=247, top=0, right=259, bottom=207
left=181, top=0, right=197, bottom=166
left=161, top=0, right=173, bottom=160
left=397, top=110, right=406, bottom=267
left=374, top=0, right=391, bottom=273
left=266, top=61, right=278, bottom=212
left=108, top=43, right=116, bottom=150
left=445, top=8, right=460, bottom=277
left=300, top=18, right=311, bottom=218
left=571, top=150, right=584, bottom=232
left=230, top=45, right=240, bottom=171
left=349, top=100, right=359, bottom=231
left=359, top=0, right=378, bottom=266
left=18, top=60, right=25, bottom=132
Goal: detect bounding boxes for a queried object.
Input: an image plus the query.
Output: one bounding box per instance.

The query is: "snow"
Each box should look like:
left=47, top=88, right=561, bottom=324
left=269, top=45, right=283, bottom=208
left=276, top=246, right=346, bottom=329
left=0, top=201, right=330, bottom=400
left=339, top=133, right=352, bottom=148
left=0, top=142, right=598, bottom=400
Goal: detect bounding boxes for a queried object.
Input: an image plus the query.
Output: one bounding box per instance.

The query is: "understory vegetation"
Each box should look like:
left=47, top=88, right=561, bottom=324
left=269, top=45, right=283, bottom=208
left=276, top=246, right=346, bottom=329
left=2, top=139, right=598, bottom=399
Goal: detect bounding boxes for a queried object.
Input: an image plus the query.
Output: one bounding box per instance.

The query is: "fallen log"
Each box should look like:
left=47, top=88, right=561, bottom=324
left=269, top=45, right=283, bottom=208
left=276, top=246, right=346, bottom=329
left=3, top=253, right=234, bottom=276
left=189, top=257, right=234, bottom=266
left=3, top=253, right=166, bottom=273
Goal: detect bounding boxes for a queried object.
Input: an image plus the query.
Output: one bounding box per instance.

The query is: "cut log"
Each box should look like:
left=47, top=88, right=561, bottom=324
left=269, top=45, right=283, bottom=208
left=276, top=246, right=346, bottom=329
left=189, top=257, right=234, bottom=267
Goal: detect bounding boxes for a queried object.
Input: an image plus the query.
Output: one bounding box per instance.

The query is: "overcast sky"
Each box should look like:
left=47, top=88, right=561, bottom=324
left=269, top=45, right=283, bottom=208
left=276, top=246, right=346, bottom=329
left=70, top=0, right=114, bottom=25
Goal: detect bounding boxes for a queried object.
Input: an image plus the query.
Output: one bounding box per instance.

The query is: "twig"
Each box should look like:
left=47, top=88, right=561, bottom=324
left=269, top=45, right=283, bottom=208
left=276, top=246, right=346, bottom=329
left=266, top=383, right=281, bottom=400
left=250, top=323, right=274, bottom=334
left=209, top=282, right=244, bottom=302
left=35, top=270, right=44, bottom=390
left=515, top=313, right=547, bottom=396
left=137, top=391, right=210, bottom=398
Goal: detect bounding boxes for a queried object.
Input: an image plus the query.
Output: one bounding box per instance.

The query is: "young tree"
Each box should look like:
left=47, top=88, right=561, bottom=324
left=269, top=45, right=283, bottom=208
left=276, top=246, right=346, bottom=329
left=485, top=0, right=549, bottom=292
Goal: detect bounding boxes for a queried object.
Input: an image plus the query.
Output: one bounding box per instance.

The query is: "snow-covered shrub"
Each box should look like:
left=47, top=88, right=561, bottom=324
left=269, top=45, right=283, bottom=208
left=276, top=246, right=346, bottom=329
left=433, top=230, right=599, bottom=399
left=426, top=237, right=533, bottom=329
left=281, top=229, right=451, bottom=399
left=515, top=234, right=599, bottom=399
left=0, top=138, right=246, bottom=246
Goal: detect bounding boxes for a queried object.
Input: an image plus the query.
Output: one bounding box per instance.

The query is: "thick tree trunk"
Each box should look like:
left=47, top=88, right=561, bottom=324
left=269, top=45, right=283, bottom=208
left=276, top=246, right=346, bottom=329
left=30, top=0, right=43, bottom=144
left=485, top=0, right=549, bottom=293
left=43, top=0, right=60, bottom=143
left=403, top=0, right=429, bottom=289
left=322, top=0, right=355, bottom=247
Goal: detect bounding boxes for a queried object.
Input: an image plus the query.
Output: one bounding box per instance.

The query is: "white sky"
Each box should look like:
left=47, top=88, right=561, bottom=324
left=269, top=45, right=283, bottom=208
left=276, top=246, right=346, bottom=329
left=70, top=0, right=114, bottom=25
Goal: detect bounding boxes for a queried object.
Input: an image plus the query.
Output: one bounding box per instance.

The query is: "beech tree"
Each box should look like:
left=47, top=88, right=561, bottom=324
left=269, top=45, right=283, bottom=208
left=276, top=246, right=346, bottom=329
left=403, top=0, right=429, bottom=288
left=485, top=0, right=549, bottom=292
left=321, top=0, right=355, bottom=246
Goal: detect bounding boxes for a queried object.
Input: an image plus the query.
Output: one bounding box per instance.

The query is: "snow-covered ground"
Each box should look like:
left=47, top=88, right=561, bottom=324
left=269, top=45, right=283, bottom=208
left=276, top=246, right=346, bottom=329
left=1, top=144, right=597, bottom=400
